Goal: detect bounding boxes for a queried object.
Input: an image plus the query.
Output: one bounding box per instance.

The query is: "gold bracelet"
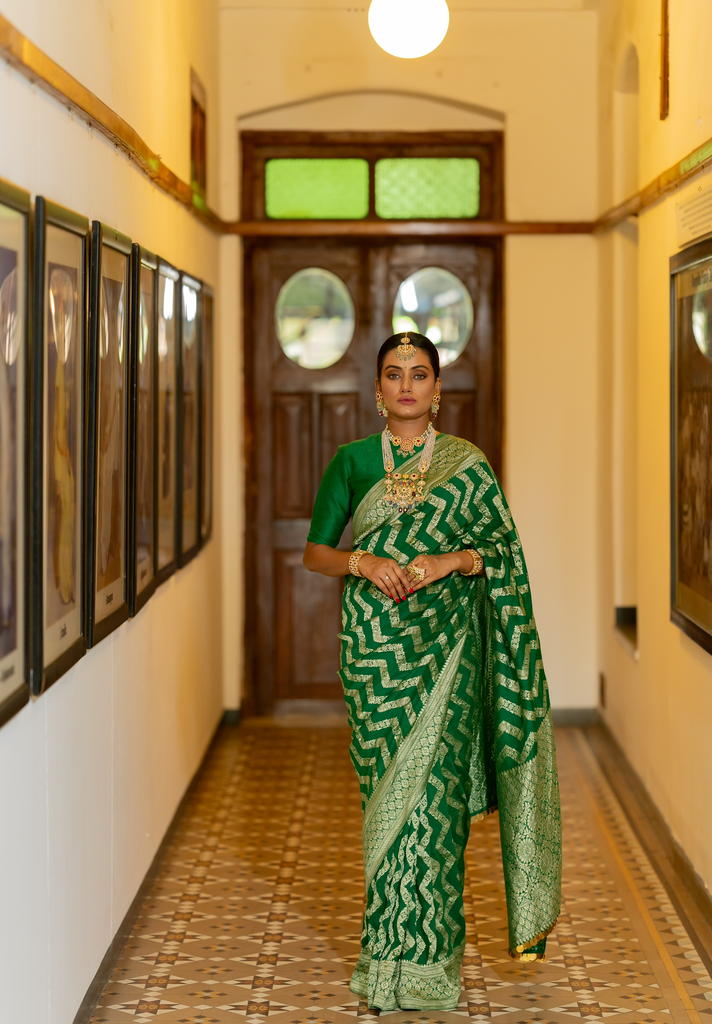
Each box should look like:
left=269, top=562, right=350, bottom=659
left=460, top=549, right=484, bottom=576
left=348, top=550, right=368, bottom=577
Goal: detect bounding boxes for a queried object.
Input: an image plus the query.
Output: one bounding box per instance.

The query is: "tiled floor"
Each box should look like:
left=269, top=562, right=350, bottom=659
left=89, top=721, right=712, bottom=1023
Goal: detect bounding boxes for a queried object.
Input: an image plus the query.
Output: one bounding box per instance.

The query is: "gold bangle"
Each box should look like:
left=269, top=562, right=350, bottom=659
left=460, top=549, right=484, bottom=576
left=348, top=550, right=368, bottom=577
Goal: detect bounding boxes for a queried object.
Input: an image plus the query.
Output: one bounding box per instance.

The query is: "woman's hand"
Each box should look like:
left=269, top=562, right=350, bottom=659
left=405, top=551, right=477, bottom=592
left=358, top=554, right=412, bottom=603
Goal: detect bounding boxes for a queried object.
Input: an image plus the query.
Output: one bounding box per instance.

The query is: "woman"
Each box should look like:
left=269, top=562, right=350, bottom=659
left=303, top=332, right=561, bottom=1012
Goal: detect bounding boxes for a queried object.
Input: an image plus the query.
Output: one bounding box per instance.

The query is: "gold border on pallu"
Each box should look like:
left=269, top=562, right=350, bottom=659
left=361, top=632, right=468, bottom=887
left=509, top=920, right=558, bottom=962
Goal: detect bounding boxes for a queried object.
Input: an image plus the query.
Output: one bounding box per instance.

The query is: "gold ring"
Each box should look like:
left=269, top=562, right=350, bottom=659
left=407, top=564, right=426, bottom=583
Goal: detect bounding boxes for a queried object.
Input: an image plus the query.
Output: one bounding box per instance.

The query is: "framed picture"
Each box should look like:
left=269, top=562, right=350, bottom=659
left=0, top=179, right=30, bottom=724
left=30, top=198, right=89, bottom=694
left=86, top=222, right=131, bottom=647
left=200, top=283, right=214, bottom=545
left=156, top=259, right=179, bottom=584
left=128, top=245, right=157, bottom=616
left=671, top=237, right=712, bottom=653
left=178, top=273, right=201, bottom=565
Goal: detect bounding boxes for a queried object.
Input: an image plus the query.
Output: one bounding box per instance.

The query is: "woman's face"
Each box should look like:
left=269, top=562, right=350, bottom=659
left=378, top=350, right=440, bottom=422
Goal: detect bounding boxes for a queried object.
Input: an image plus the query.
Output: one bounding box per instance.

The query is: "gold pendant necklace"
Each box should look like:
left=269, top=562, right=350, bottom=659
left=385, top=426, right=429, bottom=456
left=381, top=423, right=436, bottom=514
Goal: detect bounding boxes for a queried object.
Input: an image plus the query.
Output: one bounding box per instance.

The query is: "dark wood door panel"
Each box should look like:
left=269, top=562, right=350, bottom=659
left=319, top=393, right=359, bottom=476
left=275, top=551, right=343, bottom=700
left=370, top=241, right=501, bottom=473
left=437, top=392, right=477, bottom=446
left=273, top=393, right=313, bottom=518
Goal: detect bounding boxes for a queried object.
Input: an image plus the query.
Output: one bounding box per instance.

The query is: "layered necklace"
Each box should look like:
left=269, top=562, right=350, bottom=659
left=382, top=422, right=437, bottom=514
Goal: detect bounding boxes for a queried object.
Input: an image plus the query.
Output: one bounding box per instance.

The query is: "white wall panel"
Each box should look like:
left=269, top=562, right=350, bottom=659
left=45, top=649, right=113, bottom=1023
left=0, top=700, right=50, bottom=1024
left=0, top=5, right=225, bottom=1021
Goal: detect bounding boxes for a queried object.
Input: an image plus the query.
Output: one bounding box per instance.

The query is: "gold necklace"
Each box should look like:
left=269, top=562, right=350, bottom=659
left=385, top=427, right=429, bottom=456
left=381, top=423, right=436, bottom=514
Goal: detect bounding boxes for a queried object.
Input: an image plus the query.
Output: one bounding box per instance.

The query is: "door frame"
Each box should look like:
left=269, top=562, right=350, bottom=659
left=241, top=131, right=505, bottom=716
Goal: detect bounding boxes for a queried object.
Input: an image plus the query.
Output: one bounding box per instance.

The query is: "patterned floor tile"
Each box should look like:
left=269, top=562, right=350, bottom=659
left=88, top=724, right=709, bottom=1024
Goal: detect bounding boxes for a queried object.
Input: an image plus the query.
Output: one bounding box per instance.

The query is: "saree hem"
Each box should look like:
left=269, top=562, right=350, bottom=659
left=508, top=920, right=557, bottom=962
left=349, top=946, right=464, bottom=1011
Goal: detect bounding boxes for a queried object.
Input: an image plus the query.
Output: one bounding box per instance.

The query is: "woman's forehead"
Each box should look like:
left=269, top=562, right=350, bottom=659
left=382, top=356, right=432, bottom=370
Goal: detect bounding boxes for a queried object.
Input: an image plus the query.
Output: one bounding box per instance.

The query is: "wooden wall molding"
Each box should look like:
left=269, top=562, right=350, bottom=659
left=0, top=12, right=224, bottom=232
left=2, top=10, right=712, bottom=240
left=225, top=219, right=592, bottom=236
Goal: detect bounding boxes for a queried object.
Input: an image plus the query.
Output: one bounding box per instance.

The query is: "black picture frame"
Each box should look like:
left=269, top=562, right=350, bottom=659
left=128, top=245, right=158, bottom=616
left=177, top=273, right=202, bottom=567
left=155, top=259, right=180, bottom=585
left=30, top=198, right=89, bottom=695
left=85, top=222, right=132, bottom=647
left=200, top=283, right=214, bottom=546
left=0, top=177, right=31, bottom=724
left=670, top=237, right=712, bottom=655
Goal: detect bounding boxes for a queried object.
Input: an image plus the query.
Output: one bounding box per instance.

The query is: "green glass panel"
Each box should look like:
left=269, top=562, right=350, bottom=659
left=375, top=158, right=480, bottom=219
left=265, top=158, right=369, bottom=219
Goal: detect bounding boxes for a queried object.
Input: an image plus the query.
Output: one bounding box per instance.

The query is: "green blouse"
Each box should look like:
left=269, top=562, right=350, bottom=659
left=308, top=432, right=433, bottom=548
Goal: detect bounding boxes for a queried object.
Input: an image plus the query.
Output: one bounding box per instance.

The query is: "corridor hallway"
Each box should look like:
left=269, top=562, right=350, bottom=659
left=88, top=722, right=712, bottom=1024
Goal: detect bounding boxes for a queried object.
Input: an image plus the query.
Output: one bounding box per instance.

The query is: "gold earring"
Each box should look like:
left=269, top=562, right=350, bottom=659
left=431, top=387, right=441, bottom=420
left=375, top=386, right=387, bottom=417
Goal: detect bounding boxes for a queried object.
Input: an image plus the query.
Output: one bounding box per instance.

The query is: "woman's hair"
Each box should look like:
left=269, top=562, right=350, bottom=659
left=376, top=332, right=441, bottom=379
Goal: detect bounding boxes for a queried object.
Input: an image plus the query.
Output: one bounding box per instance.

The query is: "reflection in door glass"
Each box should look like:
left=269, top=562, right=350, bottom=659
left=393, top=266, right=474, bottom=367
left=275, top=268, right=355, bottom=369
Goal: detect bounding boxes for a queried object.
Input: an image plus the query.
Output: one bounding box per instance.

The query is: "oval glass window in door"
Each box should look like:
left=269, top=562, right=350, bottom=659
left=275, top=267, right=355, bottom=369
left=393, top=266, right=474, bottom=367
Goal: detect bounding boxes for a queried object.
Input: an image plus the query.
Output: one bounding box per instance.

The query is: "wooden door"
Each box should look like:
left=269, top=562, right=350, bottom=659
left=244, top=237, right=501, bottom=714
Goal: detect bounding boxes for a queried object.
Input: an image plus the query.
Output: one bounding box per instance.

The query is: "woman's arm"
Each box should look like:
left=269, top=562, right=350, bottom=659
left=303, top=542, right=351, bottom=577
left=303, top=542, right=413, bottom=603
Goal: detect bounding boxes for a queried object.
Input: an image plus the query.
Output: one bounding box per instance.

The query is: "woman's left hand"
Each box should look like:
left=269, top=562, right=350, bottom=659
left=404, top=551, right=475, bottom=593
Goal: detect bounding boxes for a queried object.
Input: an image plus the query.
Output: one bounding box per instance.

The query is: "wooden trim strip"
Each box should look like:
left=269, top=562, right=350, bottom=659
left=2, top=9, right=712, bottom=239
left=229, top=219, right=593, bottom=237
left=0, top=12, right=226, bottom=233
left=596, top=136, right=712, bottom=232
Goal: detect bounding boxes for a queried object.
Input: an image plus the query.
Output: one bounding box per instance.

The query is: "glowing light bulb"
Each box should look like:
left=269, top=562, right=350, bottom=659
left=368, top=0, right=450, bottom=59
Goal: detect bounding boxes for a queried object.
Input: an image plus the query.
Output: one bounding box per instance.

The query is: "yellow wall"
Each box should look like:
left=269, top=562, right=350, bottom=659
left=219, top=0, right=601, bottom=712
left=598, top=0, right=712, bottom=893
left=0, top=3, right=227, bottom=1021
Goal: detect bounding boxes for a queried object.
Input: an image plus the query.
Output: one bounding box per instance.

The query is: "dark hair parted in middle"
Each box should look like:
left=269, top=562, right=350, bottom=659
left=376, top=332, right=441, bottom=379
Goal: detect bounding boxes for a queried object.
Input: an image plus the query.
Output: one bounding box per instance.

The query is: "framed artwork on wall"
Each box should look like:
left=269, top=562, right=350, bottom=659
left=156, top=259, right=179, bottom=584
left=671, top=238, right=712, bottom=654
left=86, top=222, right=131, bottom=647
left=129, top=245, right=157, bottom=616
left=0, top=179, right=30, bottom=724
left=200, top=283, right=214, bottom=545
left=30, top=198, right=89, bottom=694
left=178, top=273, right=201, bottom=566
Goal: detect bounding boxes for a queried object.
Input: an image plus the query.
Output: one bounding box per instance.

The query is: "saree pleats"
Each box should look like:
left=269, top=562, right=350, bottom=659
left=340, top=435, right=561, bottom=1010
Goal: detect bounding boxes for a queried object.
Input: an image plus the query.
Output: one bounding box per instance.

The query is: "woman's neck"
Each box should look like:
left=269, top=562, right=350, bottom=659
left=386, top=413, right=432, bottom=438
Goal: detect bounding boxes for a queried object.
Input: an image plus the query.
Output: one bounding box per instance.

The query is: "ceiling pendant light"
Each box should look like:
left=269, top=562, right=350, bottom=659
left=368, top=0, right=450, bottom=60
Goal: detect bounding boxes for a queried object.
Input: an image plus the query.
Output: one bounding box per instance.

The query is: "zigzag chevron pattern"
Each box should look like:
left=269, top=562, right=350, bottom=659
left=340, top=435, right=561, bottom=1007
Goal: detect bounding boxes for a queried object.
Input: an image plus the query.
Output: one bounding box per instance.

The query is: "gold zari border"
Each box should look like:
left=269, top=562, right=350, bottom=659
left=508, top=920, right=558, bottom=962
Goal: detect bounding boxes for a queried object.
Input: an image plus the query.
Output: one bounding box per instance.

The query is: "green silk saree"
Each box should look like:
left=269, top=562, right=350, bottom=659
left=338, top=433, right=561, bottom=1011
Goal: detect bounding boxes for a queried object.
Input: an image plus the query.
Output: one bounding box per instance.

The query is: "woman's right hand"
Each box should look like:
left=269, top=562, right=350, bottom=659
left=358, top=554, right=411, bottom=603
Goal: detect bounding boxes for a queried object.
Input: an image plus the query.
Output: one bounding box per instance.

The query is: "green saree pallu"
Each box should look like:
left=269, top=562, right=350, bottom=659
left=309, top=433, right=561, bottom=1012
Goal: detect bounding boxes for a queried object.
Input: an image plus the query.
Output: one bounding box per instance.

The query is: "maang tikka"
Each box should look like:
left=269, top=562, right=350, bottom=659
left=395, top=333, right=416, bottom=361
